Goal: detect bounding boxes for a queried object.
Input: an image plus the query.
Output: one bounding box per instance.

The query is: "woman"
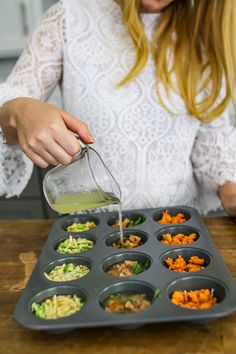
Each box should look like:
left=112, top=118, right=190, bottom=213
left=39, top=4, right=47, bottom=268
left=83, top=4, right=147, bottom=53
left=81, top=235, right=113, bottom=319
left=0, top=0, right=236, bottom=215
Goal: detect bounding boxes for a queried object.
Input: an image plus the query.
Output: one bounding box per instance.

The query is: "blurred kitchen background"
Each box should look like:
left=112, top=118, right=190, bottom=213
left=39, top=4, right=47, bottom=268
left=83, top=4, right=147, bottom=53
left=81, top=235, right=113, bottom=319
left=0, top=0, right=233, bottom=219
left=0, top=0, right=59, bottom=219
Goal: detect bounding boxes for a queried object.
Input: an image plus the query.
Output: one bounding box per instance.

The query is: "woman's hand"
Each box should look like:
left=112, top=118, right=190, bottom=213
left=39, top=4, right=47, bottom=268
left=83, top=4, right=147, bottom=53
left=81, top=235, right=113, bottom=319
left=218, top=182, right=236, bottom=217
left=0, top=97, right=94, bottom=168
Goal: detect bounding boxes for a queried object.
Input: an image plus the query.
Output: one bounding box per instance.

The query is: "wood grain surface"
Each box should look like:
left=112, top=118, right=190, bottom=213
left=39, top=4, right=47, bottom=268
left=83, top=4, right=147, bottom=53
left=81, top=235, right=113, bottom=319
left=0, top=217, right=236, bottom=354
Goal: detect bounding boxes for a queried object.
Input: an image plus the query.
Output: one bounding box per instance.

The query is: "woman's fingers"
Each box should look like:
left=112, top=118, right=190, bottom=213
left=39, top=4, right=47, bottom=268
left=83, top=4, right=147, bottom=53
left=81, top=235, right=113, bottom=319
left=36, top=149, right=59, bottom=166
left=53, top=122, right=82, bottom=157
left=23, top=123, right=77, bottom=165
left=218, top=182, right=236, bottom=216
left=22, top=134, right=73, bottom=166
left=33, top=139, right=73, bottom=165
left=40, top=116, right=89, bottom=158
left=61, top=111, right=95, bottom=144
left=21, top=143, right=49, bottom=168
left=44, top=139, right=73, bottom=165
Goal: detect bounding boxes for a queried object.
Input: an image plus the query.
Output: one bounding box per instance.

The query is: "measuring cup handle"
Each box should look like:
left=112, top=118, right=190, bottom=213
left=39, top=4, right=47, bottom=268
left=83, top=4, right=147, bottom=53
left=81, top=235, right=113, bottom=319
left=70, top=134, right=90, bottom=162
left=74, top=134, right=89, bottom=150
left=77, top=138, right=87, bottom=150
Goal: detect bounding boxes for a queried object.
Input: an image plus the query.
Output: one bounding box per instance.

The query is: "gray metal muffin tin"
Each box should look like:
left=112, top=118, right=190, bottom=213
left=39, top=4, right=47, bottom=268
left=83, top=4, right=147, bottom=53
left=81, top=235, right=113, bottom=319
left=14, top=206, right=236, bottom=333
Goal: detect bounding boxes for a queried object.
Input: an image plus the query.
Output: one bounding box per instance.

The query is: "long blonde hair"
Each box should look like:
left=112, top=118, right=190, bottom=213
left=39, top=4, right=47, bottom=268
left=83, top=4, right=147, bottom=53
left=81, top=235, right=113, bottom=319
left=118, top=0, right=236, bottom=122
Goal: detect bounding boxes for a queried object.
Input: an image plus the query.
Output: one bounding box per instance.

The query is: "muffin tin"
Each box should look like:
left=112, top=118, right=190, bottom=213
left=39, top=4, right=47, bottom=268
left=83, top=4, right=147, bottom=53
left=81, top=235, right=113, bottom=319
left=14, top=206, right=236, bottom=332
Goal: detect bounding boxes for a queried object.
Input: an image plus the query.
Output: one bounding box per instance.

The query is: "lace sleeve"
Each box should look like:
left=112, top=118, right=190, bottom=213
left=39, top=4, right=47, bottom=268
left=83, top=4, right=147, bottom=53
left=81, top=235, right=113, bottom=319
left=191, top=108, right=236, bottom=213
left=0, top=1, right=65, bottom=198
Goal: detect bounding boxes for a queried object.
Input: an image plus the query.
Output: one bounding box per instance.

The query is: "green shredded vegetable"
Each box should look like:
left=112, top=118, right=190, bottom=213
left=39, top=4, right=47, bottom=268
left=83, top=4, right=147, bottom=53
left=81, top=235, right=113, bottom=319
left=153, top=288, right=161, bottom=301
left=31, top=302, right=46, bottom=319
left=106, top=259, right=150, bottom=277
left=127, top=215, right=145, bottom=227
left=109, top=293, right=141, bottom=302
left=66, top=221, right=96, bottom=232
left=57, top=235, right=94, bottom=254
left=132, top=260, right=150, bottom=274
left=31, top=294, right=84, bottom=319
left=44, top=263, right=90, bottom=282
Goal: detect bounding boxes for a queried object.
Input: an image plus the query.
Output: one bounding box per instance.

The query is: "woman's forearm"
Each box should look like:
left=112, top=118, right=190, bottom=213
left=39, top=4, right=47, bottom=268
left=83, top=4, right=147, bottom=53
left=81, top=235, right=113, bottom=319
left=218, top=182, right=236, bottom=216
left=0, top=103, right=20, bottom=145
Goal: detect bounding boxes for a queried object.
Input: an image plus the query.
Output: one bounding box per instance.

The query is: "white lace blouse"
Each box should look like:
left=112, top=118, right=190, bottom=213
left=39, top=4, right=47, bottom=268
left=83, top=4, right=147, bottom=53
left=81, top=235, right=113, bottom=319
left=0, top=0, right=236, bottom=214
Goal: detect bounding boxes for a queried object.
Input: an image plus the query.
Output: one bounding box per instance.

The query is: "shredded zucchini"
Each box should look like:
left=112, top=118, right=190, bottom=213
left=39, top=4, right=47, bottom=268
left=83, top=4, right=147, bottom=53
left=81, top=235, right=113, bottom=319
left=44, top=263, right=90, bottom=281
left=66, top=221, right=96, bottom=232
left=57, top=235, right=94, bottom=254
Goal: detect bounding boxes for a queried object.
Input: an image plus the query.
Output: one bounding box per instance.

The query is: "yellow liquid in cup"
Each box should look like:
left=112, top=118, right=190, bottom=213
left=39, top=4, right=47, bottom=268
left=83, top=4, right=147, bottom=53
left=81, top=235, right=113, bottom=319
left=52, top=190, right=123, bottom=241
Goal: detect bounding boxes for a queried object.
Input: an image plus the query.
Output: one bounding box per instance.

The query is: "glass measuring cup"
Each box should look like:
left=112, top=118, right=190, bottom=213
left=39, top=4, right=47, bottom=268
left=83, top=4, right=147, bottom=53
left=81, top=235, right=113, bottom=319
left=43, top=140, right=122, bottom=214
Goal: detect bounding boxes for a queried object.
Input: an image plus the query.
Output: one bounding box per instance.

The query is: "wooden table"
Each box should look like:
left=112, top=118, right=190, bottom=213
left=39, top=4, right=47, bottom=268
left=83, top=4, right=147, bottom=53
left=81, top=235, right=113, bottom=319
left=0, top=217, right=236, bottom=354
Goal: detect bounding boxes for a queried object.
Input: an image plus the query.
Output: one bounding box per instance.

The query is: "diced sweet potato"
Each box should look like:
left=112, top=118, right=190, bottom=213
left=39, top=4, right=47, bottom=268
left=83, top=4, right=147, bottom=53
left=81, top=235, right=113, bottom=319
left=164, top=255, right=204, bottom=272
left=171, top=289, right=217, bottom=309
left=158, top=210, right=186, bottom=224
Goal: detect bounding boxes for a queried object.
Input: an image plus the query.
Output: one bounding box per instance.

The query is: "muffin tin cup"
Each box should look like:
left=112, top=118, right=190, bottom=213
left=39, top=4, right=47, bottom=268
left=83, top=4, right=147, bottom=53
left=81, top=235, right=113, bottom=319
left=54, top=233, right=97, bottom=256
left=60, top=215, right=100, bottom=232
left=152, top=208, right=191, bottom=224
left=101, top=252, right=152, bottom=277
left=42, top=256, right=93, bottom=283
left=99, top=280, right=158, bottom=321
left=104, top=229, right=149, bottom=249
left=166, top=275, right=227, bottom=304
left=156, top=225, right=201, bottom=245
left=14, top=206, right=236, bottom=333
left=29, top=285, right=87, bottom=313
left=107, top=211, right=146, bottom=228
left=160, top=247, right=212, bottom=273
